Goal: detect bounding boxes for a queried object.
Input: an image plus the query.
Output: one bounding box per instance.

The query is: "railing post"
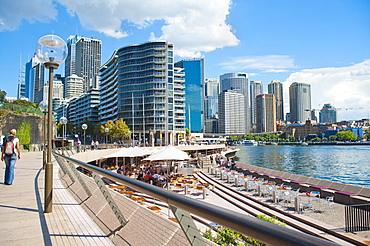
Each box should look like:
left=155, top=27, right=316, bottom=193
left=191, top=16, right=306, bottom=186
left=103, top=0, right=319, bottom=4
left=170, top=206, right=206, bottom=246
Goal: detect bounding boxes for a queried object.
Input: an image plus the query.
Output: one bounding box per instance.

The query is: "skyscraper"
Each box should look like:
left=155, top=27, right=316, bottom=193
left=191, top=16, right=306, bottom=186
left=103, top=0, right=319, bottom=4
left=24, top=56, right=45, bottom=103
left=204, top=78, right=219, bottom=120
left=99, top=41, right=185, bottom=146
left=65, top=35, right=102, bottom=92
left=64, top=75, right=84, bottom=99
left=256, top=94, right=276, bottom=133
left=174, top=59, right=204, bottom=133
left=320, top=103, right=338, bottom=123
left=250, top=80, right=263, bottom=129
left=220, top=72, right=250, bottom=134
left=289, top=82, right=311, bottom=123
left=218, top=90, right=245, bottom=135
left=268, top=80, right=284, bottom=121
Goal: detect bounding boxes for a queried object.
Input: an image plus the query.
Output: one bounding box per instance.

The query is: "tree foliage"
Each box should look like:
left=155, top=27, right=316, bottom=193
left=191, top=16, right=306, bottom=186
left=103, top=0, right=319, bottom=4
left=0, top=90, right=6, bottom=104
left=12, top=100, right=38, bottom=108
left=100, top=118, right=130, bottom=140
left=336, top=130, right=358, bottom=141
left=18, top=121, right=31, bottom=149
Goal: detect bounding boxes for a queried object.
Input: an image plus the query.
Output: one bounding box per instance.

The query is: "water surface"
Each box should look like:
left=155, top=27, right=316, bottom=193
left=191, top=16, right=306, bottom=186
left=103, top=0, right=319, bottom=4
left=236, top=145, right=370, bottom=188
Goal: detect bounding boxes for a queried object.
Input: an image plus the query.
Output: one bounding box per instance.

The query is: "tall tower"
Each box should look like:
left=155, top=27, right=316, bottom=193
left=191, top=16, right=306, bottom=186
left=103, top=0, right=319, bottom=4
left=174, top=59, right=204, bottom=133
left=268, top=80, right=284, bottom=121
left=218, top=90, right=245, bottom=134
left=250, top=80, right=263, bottom=129
left=24, top=55, right=45, bottom=103
left=99, top=41, right=185, bottom=146
left=319, top=103, right=338, bottom=123
left=64, top=74, right=84, bottom=99
left=289, top=82, right=311, bottom=123
left=220, top=72, right=250, bottom=134
left=65, top=35, right=102, bottom=92
left=204, top=78, right=219, bottom=120
left=256, top=94, right=276, bottom=133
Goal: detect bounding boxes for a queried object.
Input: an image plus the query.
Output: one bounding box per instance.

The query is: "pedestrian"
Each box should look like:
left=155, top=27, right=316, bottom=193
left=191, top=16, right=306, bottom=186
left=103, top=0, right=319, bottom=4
left=95, top=140, right=99, bottom=150
left=1, top=129, right=21, bottom=185
left=91, top=140, right=95, bottom=150
left=76, top=139, right=81, bottom=152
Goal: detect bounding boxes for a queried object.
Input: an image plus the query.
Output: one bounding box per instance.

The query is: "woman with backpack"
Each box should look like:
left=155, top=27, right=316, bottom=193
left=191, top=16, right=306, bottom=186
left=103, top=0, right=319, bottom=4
left=1, top=129, right=21, bottom=185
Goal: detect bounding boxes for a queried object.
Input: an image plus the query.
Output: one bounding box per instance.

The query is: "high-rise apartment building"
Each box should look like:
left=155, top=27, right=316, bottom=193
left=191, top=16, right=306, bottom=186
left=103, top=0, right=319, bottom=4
left=268, top=80, right=284, bottom=121
left=218, top=90, right=245, bottom=135
left=64, top=75, right=84, bottom=99
left=289, top=82, right=311, bottom=123
left=65, top=35, right=102, bottom=92
left=174, top=59, right=204, bottom=133
left=250, top=80, right=263, bottom=129
left=24, top=56, right=45, bottom=103
left=256, top=94, right=276, bottom=133
left=320, top=103, right=338, bottom=123
left=69, top=89, right=100, bottom=127
left=99, top=41, right=185, bottom=146
left=220, top=73, right=250, bottom=134
left=204, top=78, right=219, bottom=120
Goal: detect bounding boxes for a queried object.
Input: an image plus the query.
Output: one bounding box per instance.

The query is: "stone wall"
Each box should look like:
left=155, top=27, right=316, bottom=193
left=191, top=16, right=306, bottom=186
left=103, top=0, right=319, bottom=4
left=0, top=113, right=47, bottom=145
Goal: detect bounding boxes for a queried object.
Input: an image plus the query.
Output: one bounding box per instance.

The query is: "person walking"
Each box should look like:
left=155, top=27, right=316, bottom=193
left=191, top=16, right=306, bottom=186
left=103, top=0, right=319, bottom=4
left=1, top=129, right=21, bottom=185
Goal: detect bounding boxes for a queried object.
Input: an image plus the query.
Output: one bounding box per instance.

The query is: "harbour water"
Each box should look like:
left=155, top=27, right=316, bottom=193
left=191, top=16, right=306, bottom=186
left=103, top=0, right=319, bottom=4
left=236, top=144, right=370, bottom=188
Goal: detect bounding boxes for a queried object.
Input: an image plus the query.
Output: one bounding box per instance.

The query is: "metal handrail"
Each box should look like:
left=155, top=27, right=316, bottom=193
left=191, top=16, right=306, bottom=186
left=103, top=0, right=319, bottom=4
left=53, top=150, right=339, bottom=246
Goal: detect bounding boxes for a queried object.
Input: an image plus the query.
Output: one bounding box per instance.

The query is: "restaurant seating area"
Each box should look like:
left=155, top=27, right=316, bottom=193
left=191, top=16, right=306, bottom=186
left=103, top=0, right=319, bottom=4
left=209, top=166, right=341, bottom=214
left=231, top=163, right=370, bottom=205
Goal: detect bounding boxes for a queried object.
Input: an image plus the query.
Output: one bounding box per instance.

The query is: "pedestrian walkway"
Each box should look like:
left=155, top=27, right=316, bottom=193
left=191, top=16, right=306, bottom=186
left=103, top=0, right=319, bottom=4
left=0, top=151, right=113, bottom=246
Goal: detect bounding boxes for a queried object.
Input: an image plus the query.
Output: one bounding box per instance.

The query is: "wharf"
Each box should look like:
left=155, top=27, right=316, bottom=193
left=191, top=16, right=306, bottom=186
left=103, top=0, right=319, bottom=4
left=0, top=151, right=113, bottom=246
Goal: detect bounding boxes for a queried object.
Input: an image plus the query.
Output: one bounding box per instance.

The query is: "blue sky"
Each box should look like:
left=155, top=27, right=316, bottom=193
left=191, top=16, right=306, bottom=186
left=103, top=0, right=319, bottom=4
left=1, top=0, right=369, bottom=121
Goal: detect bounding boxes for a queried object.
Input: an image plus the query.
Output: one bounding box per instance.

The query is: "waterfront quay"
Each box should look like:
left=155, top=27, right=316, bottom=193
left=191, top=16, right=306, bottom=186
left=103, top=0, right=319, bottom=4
left=1, top=149, right=369, bottom=245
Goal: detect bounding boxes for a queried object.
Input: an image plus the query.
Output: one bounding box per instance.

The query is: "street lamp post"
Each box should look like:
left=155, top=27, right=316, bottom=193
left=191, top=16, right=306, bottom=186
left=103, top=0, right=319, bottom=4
left=82, top=124, right=88, bottom=151
left=36, top=34, right=67, bottom=213
left=105, top=128, right=109, bottom=149
left=39, top=100, right=48, bottom=170
left=60, top=117, right=67, bottom=155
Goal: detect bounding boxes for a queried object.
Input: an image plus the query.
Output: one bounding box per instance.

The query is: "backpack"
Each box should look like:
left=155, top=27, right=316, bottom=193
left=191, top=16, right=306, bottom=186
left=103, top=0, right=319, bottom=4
left=4, top=136, right=15, bottom=155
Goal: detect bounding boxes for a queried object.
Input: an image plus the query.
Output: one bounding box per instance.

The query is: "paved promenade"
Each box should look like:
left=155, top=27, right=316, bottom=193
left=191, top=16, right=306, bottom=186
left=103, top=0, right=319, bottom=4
left=0, top=151, right=113, bottom=246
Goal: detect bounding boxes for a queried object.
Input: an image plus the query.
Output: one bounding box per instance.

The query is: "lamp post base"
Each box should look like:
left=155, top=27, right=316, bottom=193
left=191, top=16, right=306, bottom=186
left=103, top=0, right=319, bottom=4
left=44, top=161, right=53, bottom=213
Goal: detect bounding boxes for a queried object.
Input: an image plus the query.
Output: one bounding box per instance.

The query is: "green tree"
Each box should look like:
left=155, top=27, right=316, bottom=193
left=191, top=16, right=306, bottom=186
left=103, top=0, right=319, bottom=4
left=12, top=100, right=37, bottom=108
left=364, top=129, right=370, bottom=140
left=101, top=119, right=130, bottom=141
left=185, top=128, right=190, bottom=137
left=0, top=90, right=7, bottom=104
left=288, top=136, right=296, bottom=142
left=18, top=121, right=31, bottom=150
left=336, top=130, right=358, bottom=141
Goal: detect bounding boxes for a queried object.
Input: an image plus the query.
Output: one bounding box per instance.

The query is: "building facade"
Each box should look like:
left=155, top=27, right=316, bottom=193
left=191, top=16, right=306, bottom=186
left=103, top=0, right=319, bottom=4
left=218, top=90, right=245, bottom=135
left=289, top=82, right=311, bottom=123
left=68, top=89, right=100, bottom=127
left=256, top=94, right=276, bottom=133
left=319, top=103, right=338, bottom=123
left=24, top=56, right=45, bottom=103
left=250, top=80, right=263, bottom=129
left=220, top=73, right=250, bottom=134
left=204, top=78, right=219, bottom=120
left=65, top=35, right=102, bottom=92
left=64, top=74, right=84, bottom=99
left=174, top=59, right=204, bottom=133
left=268, top=80, right=284, bottom=121
left=99, top=41, right=185, bottom=146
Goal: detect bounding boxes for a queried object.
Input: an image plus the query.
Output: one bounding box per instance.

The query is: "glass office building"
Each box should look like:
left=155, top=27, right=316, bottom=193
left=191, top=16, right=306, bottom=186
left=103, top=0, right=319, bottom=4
left=174, top=59, right=204, bottom=133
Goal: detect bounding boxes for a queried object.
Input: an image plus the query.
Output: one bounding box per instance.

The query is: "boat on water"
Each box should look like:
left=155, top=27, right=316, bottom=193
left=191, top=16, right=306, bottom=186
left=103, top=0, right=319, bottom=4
left=301, top=142, right=308, bottom=146
left=241, top=140, right=258, bottom=146
left=221, top=147, right=240, bottom=159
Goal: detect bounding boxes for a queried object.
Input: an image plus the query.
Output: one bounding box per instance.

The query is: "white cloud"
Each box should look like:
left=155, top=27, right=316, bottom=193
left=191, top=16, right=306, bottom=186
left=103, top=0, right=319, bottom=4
left=220, top=55, right=296, bottom=72
left=282, top=60, right=370, bottom=121
left=0, top=0, right=57, bottom=31
left=1, top=0, right=238, bottom=57
left=61, top=0, right=239, bottom=56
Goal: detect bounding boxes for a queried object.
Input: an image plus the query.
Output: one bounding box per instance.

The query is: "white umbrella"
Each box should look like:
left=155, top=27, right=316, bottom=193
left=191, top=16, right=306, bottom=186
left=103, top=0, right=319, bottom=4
left=104, top=146, right=151, bottom=158
left=143, top=146, right=190, bottom=161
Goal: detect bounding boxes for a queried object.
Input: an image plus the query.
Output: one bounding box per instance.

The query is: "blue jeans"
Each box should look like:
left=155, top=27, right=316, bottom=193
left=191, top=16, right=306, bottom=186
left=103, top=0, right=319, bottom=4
left=4, top=153, right=16, bottom=184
